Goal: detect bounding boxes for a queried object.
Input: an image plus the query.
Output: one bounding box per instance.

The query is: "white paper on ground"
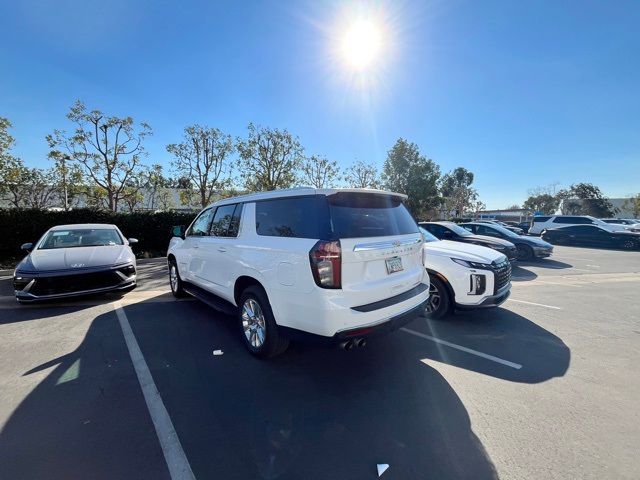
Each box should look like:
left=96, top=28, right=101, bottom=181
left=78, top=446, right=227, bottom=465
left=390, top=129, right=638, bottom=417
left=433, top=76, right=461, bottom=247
left=213, top=350, right=224, bottom=356
left=377, top=464, right=389, bottom=477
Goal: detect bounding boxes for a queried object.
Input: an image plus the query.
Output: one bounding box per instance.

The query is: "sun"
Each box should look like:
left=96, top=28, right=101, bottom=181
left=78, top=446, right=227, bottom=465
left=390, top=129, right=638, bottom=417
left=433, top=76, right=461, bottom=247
left=340, top=19, right=383, bottom=70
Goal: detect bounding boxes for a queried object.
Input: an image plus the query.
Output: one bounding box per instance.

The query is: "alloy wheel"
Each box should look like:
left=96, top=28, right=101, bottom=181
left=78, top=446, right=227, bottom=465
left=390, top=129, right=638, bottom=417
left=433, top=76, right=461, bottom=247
left=425, top=283, right=441, bottom=314
left=622, top=239, right=636, bottom=250
left=242, top=298, right=266, bottom=348
left=169, top=264, right=178, bottom=291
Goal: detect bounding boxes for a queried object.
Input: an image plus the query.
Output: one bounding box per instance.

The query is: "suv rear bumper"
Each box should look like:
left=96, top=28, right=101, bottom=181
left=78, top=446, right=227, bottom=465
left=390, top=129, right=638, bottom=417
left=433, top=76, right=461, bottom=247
left=279, top=299, right=428, bottom=345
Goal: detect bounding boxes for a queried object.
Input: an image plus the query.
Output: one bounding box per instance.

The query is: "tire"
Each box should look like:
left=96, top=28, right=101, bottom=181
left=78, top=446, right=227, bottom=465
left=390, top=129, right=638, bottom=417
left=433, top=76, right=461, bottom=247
left=424, top=275, right=452, bottom=319
left=620, top=238, right=638, bottom=250
left=551, top=235, right=567, bottom=245
left=238, top=285, right=289, bottom=358
left=168, top=258, right=186, bottom=298
left=516, top=244, right=534, bottom=261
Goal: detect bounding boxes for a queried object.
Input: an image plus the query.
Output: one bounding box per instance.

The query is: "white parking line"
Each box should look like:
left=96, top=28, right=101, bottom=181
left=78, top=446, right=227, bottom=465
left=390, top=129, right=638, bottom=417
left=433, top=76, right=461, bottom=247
left=114, top=303, right=195, bottom=480
left=400, top=327, right=522, bottom=369
left=508, top=299, right=562, bottom=310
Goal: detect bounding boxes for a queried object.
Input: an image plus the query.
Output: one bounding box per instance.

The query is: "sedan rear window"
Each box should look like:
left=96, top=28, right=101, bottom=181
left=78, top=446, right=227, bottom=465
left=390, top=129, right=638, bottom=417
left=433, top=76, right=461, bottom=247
left=39, top=229, right=123, bottom=249
left=327, top=192, right=418, bottom=238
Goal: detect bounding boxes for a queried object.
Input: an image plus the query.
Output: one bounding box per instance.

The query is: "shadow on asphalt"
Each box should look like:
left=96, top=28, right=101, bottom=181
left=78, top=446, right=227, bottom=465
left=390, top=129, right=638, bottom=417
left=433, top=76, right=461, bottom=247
left=414, top=308, right=570, bottom=384
left=519, top=258, right=573, bottom=269
left=0, top=308, right=170, bottom=480
left=510, top=265, right=538, bottom=282
left=0, top=298, right=502, bottom=480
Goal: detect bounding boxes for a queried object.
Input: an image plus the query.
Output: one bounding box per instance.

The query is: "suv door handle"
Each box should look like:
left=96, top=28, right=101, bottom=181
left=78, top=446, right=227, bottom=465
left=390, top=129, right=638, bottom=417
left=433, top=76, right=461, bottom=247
left=218, top=247, right=227, bottom=253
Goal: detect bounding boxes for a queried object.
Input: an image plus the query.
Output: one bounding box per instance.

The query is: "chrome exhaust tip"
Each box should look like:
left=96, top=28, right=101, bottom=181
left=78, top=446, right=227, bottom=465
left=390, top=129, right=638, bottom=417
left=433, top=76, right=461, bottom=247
left=340, top=340, right=354, bottom=351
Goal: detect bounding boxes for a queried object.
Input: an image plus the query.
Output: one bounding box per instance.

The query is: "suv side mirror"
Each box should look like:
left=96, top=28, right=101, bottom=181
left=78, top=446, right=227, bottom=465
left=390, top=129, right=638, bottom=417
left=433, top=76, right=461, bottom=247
left=21, top=242, right=33, bottom=252
left=128, top=238, right=139, bottom=245
left=172, top=225, right=185, bottom=238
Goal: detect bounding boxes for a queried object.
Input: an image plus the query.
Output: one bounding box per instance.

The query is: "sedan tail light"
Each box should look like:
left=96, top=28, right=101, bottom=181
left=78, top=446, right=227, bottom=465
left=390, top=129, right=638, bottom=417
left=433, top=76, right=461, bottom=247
left=309, top=240, right=341, bottom=289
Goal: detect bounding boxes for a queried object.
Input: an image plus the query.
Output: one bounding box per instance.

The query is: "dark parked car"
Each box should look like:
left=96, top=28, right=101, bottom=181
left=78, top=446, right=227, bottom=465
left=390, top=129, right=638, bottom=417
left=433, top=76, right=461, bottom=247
left=476, top=219, right=524, bottom=235
left=503, top=220, right=531, bottom=234
left=461, top=222, right=553, bottom=260
left=13, top=224, right=138, bottom=303
left=419, top=221, right=518, bottom=261
left=541, top=225, right=640, bottom=250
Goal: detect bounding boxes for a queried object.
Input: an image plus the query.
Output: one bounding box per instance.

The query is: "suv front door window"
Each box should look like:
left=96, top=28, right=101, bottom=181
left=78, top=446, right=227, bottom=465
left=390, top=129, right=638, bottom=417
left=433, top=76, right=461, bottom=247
left=198, top=203, right=243, bottom=294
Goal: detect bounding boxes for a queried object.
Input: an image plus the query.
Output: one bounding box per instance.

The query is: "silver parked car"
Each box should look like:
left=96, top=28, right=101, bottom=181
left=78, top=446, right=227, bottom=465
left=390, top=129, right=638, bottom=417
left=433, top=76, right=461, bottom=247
left=13, top=224, right=138, bottom=303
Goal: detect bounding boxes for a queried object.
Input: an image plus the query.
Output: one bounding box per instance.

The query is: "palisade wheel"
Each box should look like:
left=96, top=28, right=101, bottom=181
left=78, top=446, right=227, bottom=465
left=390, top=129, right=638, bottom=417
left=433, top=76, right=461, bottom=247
left=424, top=275, right=452, bottom=319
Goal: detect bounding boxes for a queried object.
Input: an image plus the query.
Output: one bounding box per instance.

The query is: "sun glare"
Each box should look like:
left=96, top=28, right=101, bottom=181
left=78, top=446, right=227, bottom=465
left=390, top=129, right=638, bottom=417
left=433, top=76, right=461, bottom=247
left=341, top=19, right=383, bottom=70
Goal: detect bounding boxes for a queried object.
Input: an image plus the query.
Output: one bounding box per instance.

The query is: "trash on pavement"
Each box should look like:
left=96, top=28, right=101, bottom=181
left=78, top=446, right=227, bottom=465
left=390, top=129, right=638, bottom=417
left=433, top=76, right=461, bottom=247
left=377, top=464, right=389, bottom=477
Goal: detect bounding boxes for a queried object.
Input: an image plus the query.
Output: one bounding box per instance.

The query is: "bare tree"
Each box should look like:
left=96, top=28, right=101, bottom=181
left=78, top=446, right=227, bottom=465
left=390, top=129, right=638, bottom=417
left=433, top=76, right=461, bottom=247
left=46, top=100, right=151, bottom=211
left=344, top=160, right=380, bottom=189
left=301, top=155, right=340, bottom=188
left=236, top=123, right=304, bottom=191
left=167, top=125, right=234, bottom=208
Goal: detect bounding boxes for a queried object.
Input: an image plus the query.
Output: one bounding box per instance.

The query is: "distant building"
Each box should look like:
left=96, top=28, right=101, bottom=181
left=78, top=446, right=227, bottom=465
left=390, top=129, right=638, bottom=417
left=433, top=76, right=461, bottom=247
left=476, top=208, right=531, bottom=222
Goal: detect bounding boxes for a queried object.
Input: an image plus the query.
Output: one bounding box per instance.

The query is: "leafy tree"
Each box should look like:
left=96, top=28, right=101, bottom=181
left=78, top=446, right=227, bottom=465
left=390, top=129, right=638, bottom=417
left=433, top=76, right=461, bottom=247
left=47, top=151, right=85, bottom=210
left=236, top=123, right=304, bottom=191
left=622, top=194, right=640, bottom=218
left=2, top=165, right=58, bottom=209
left=46, top=100, right=151, bottom=211
left=155, top=189, right=175, bottom=211
left=440, top=167, right=479, bottom=218
left=343, top=160, right=380, bottom=189
left=523, top=193, right=561, bottom=215
left=121, top=187, right=145, bottom=213
left=564, top=183, right=617, bottom=217
left=382, top=139, right=442, bottom=218
left=142, top=164, right=172, bottom=210
left=301, top=155, right=340, bottom=188
left=0, top=117, right=22, bottom=199
left=167, top=125, right=234, bottom=208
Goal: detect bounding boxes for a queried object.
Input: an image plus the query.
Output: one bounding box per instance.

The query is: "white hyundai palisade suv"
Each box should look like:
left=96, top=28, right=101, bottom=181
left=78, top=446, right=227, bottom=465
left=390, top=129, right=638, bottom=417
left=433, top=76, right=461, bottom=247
left=167, top=188, right=429, bottom=357
left=419, top=227, right=511, bottom=319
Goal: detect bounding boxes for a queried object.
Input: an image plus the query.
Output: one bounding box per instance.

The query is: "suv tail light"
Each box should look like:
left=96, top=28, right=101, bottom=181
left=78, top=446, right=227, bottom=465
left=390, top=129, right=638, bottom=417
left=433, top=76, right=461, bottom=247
left=309, top=240, right=341, bottom=289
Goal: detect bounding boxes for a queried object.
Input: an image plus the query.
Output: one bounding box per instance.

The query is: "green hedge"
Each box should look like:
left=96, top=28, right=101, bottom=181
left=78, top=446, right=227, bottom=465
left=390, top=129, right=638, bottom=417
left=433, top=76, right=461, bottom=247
left=0, top=209, right=197, bottom=262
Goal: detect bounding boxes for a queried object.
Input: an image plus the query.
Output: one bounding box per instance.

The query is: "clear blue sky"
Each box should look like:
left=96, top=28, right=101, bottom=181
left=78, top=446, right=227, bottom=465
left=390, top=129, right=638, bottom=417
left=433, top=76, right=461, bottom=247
left=1, top=0, right=638, bottom=209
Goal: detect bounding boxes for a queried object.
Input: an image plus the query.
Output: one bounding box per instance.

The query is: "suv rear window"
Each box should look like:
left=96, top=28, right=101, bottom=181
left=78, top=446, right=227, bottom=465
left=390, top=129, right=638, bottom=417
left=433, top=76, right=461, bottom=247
left=327, top=192, right=418, bottom=238
left=532, top=216, right=551, bottom=223
left=256, top=196, right=331, bottom=238
left=254, top=193, right=418, bottom=240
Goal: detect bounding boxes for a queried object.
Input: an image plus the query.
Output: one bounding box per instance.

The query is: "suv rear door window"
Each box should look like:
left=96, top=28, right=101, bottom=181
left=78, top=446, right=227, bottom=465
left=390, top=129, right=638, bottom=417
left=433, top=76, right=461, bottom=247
left=328, top=192, right=418, bottom=238
left=533, top=216, right=551, bottom=223
left=227, top=204, right=243, bottom=237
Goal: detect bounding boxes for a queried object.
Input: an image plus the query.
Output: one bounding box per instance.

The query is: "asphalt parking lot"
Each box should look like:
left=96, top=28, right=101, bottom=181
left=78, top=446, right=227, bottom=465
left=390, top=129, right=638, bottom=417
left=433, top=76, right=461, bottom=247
left=1, top=247, right=639, bottom=479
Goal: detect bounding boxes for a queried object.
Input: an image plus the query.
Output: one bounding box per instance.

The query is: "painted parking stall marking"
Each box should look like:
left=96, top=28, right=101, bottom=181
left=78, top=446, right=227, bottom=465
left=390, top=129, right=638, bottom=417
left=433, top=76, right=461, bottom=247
left=114, top=302, right=195, bottom=480
left=401, top=327, right=522, bottom=369
left=508, top=299, right=562, bottom=310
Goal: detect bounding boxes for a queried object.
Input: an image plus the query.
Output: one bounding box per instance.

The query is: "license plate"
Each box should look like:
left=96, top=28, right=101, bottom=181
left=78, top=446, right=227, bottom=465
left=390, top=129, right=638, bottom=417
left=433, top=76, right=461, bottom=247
left=385, top=256, right=403, bottom=274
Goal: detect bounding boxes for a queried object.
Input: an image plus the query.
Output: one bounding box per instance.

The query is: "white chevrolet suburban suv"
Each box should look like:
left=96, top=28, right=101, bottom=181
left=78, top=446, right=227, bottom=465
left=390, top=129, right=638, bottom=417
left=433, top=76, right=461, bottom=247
left=419, top=227, right=511, bottom=319
left=167, top=188, right=429, bottom=357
